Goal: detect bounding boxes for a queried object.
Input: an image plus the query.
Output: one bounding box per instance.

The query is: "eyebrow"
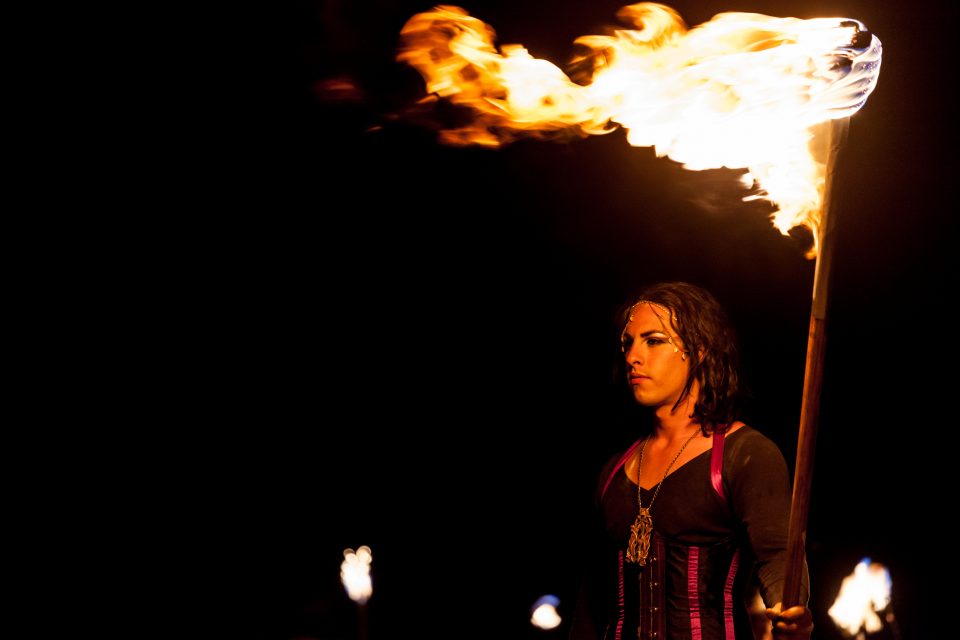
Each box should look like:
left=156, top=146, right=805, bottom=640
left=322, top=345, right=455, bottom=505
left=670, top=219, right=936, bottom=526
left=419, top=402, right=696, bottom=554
left=623, top=329, right=670, bottom=338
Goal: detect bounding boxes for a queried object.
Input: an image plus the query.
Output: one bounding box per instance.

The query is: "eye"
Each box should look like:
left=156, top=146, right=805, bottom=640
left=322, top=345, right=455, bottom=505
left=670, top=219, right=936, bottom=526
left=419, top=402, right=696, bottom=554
left=645, top=336, right=667, bottom=346
left=621, top=334, right=634, bottom=351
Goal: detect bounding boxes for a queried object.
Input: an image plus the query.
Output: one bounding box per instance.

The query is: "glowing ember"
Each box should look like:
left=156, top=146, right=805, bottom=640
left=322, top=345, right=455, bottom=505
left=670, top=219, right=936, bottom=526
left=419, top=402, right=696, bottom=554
left=828, top=558, right=892, bottom=636
left=530, top=594, right=562, bottom=630
left=340, top=546, right=373, bottom=604
left=399, top=3, right=881, bottom=248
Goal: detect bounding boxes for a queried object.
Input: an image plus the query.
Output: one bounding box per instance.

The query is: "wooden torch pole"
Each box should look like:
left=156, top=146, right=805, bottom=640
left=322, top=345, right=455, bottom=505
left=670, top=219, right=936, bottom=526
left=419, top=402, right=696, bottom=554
left=780, top=116, right=849, bottom=609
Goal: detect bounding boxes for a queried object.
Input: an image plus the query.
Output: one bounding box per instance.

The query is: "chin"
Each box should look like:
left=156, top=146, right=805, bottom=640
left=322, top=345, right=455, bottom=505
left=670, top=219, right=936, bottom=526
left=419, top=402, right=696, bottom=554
left=632, top=392, right=654, bottom=407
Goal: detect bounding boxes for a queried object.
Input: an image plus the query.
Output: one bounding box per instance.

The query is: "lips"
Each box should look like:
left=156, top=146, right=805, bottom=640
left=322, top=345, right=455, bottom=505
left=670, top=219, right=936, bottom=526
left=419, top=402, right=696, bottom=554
left=629, top=374, right=650, bottom=385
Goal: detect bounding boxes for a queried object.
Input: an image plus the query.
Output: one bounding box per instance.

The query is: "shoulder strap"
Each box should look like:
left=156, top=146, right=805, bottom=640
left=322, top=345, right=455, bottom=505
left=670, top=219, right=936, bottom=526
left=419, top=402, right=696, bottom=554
left=711, top=429, right=726, bottom=501
left=600, top=437, right=644, bottom=500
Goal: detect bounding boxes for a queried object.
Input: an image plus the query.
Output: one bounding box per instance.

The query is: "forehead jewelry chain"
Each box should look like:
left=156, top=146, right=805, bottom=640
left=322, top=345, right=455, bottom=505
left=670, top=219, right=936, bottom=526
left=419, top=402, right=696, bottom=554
left=626, top=429, right=700, bottom=565
left=621, top=301, right=689, bottom=359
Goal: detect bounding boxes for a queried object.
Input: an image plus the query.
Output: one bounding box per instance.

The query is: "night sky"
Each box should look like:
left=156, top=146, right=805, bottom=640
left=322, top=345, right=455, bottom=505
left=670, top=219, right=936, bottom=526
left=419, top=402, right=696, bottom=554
left=237, top=1, right=951, bottom=638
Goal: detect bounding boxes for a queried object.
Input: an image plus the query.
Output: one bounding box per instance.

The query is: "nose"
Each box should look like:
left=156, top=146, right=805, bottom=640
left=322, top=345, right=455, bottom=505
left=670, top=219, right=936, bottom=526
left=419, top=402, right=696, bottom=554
left=625, top=340, right=645, bottom=365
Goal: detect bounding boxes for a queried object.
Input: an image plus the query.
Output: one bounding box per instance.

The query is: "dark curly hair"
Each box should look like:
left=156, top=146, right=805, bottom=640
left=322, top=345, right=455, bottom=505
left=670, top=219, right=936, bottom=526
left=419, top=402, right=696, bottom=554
left=618, top=282, right=741, bottom=434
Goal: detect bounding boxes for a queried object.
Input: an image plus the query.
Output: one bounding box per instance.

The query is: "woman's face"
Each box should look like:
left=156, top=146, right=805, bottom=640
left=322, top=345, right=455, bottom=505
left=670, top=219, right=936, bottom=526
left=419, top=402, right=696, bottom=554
left=621, top=303, right=692, bottom=411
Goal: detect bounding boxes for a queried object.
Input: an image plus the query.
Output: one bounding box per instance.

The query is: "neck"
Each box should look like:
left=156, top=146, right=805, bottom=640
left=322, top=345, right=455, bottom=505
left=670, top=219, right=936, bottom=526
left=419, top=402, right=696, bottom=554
left=652, top=396, right=700, bottom=441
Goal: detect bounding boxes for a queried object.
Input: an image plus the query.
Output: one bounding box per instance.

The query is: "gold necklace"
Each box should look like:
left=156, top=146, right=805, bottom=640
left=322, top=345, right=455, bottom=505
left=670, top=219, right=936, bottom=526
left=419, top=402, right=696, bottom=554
left=626, top=429, right=700, bottom=565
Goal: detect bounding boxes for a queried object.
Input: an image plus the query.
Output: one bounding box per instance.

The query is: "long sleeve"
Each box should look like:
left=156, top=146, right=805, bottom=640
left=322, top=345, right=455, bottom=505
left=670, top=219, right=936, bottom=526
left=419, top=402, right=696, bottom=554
left=568, top=453, right=624, bottom=640
left=569, top=568, right=602, bottom=640
left=726, top=431, right=809, bottom=607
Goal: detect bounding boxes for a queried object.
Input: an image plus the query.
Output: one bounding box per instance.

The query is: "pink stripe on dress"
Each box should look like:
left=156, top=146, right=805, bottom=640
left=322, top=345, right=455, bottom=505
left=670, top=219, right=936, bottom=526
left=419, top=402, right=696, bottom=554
left=615, top=550, right=625, bottom=640
left=723, top=550, right=740, bottom=639
left=687, top=546, right=702, bottom=640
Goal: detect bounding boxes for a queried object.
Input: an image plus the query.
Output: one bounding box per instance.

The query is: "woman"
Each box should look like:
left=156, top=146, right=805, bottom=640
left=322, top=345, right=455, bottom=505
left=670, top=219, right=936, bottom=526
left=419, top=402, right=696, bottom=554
left=569, top=282, right=812, bottom=640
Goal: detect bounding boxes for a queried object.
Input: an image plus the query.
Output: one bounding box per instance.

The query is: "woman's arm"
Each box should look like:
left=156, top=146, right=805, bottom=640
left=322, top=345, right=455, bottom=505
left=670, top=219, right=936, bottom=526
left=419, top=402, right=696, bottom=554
left=727, top=431, right=809, bottom=608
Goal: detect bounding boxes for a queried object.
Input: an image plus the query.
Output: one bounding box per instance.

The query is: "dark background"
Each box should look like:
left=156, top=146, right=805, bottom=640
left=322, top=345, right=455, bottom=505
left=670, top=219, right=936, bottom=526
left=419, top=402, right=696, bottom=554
left=237, top=1, right=951, bottom=638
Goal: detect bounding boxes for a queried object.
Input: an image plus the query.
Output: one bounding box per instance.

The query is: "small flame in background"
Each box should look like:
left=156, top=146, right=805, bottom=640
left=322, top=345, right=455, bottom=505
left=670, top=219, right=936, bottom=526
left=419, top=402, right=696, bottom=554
left=341, top=546, right=373, bottom=604
left=398, top=3, right=881, bottom=252
left=530, top=594, right=562, bottom=630
left=828, top=558, right=892, bottom=638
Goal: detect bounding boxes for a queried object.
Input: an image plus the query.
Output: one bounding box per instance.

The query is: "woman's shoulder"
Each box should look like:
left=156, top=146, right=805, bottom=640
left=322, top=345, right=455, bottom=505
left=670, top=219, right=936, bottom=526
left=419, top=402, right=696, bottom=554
left=598, top=443, right=632, bottom=480
left=723, top=425, right=793, bottom=493
left=725, top=425, right=787, bottom=460
left=594, top=439, right=643, bottom=497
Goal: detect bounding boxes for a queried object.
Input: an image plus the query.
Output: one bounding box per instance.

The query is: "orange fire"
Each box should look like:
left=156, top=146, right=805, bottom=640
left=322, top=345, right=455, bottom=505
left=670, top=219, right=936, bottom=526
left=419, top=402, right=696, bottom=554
left=398, top=3, right=881, bottom=250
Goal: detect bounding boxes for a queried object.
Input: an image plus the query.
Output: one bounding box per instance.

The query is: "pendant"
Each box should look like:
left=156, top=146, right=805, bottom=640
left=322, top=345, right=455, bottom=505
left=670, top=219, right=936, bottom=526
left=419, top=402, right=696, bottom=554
left=626, top=507, right=653, bottom=565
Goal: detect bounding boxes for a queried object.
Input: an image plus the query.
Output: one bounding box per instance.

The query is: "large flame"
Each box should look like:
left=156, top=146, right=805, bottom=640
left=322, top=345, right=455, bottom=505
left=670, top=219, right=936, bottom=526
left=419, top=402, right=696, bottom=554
left=398, top=3, right=881, bottom=248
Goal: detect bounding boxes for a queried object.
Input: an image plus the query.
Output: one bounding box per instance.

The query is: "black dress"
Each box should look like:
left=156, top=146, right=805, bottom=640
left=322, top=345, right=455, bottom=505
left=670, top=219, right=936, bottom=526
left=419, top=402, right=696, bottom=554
left=570, top=427, right=808, bottom=640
